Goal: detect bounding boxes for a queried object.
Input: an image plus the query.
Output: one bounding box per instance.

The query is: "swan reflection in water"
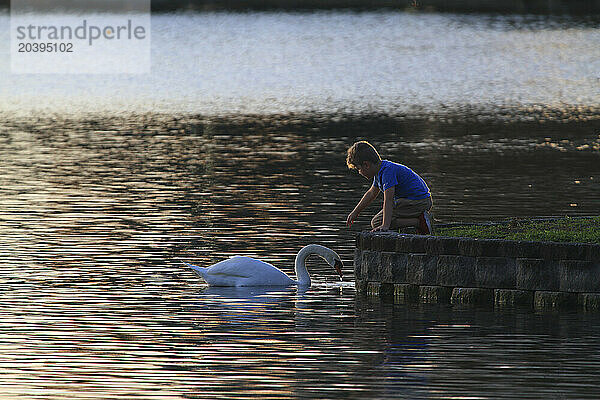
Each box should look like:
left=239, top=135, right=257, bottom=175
left=199, top=282, right=353, bottom=301
left=194, top=285, right=303, bottom=328
left=200, top=285, right=304, bottom=301
left=194, top=282, right=354, bottom=329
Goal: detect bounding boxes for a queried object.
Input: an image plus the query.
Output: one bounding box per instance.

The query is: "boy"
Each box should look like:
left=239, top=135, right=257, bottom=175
left=345, top=141, right=433, bottom=234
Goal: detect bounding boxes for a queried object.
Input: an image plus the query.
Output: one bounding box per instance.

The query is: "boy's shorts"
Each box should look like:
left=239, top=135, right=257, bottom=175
left=371, top=196, right=433, bottom=229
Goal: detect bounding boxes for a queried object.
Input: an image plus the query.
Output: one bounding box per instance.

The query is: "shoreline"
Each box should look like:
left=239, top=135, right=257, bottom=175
left=2, top=103, right=600, bottom=125
left=4, top=1, right=599, bottom=15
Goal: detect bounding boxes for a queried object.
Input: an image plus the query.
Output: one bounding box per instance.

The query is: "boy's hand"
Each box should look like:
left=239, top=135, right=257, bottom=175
left=372, top=224, right=390, bottom=232
left=346, top=211, right=359, bottom=227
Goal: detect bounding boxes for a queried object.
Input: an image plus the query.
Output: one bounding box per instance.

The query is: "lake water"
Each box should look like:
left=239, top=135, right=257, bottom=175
left=1, top=10, right=600, bottom=399
left=1, top=11, right=599, bottom=115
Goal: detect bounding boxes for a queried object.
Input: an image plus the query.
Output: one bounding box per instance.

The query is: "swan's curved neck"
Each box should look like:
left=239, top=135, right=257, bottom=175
left=294, top=245, right=320, bottom=285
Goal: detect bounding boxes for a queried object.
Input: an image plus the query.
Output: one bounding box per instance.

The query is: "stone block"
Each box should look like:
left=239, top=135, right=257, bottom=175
left=586, top=245, right=600, bottom=262
left=379, top=252, right=393, bottom=282
left=493, top=240, right=511, bottom=257
left=419, top=285, right=453, bottom=304
left=499, top=240, right=521, bottom=258
left=393, top=235, right=410, bottom=252
left=393, top=284, right=419, bottom=304
left=395, top=235, right=426, bottom=253
left=370, top=234, right=385, bottom=251
left=539, top=242, right=566, bottom=260
left=579, top=293, right=600, bottom=311
left=380, top=252, right=408, bottom=283
left=436, top=255, right=476, bottom=287
left=406, top=254, right=438, bottom=285
left=494, top=289, right=534, bottom=307
left=355, top=279, right=368, bottom=294
left=501, top=240, right=541, bottom=259
left=540, top=243, right=587, bottom=261
left=361, top=251, right=381, bottom=282
left=372, top=233, right=397, bottom=252
left=357, top=232, right=374, bottom=250
left=451, top=287, right=494, bottom=306
left=425, top=237, right=461, bottom=255
left=363, top=282, right=394, bottom=300
left=559, top=260, right=600, bottom=292
left=380, top=283, right=395, bottom=301
left=355, top=232, right=364, bottom=249
left=564, top=243, right=589, bottom=261
left=534, top=291, right=578, bottom=309
left=458, top=238, right=503, bottom=257
left=516, top=258, right=559, bottom=291
left=457, top=238, right=478, bottom=257
left=475, top=257, right=516, bottom=288
left=366, top=282, right=381, bottom=296
left=353, top=249, right=362, bottom=280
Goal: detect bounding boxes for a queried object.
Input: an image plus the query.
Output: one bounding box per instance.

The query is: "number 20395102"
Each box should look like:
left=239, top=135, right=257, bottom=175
left=18, top=42, right=73, bottom=52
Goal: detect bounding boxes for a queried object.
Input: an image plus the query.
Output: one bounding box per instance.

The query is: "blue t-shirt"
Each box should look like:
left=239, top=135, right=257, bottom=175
left=373, top=160, right=431, bottom=201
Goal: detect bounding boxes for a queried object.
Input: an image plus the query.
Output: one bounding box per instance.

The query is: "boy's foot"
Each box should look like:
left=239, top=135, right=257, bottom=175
left=417, top=211, right=433, bottom=235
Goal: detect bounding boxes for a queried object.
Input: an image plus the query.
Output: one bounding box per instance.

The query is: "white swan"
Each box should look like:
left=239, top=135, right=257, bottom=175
left=183, top=244, right=343, bottom=287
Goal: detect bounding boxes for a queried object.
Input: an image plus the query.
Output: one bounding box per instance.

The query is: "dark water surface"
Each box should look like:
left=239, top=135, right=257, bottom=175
left=1, top=113, right=599, bottom=398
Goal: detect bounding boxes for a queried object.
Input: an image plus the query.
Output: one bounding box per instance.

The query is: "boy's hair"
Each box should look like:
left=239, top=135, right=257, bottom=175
left=346, top=141, right=381, bottom=170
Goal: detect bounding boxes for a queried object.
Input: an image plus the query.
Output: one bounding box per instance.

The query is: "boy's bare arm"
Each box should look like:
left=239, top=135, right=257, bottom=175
left=373, top=186, right=395, bottom=231
left=346, top=185, right=379, bottom=226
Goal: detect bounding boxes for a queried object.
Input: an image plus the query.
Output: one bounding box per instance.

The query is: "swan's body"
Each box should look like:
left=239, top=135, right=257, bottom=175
left=184, top=244, right=343, bottom=287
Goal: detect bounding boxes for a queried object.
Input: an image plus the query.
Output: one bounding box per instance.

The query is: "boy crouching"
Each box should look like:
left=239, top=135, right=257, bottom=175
left=346, top=141, right=433, bottom=234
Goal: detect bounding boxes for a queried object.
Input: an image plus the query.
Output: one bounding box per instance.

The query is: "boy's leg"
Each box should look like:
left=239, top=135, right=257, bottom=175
left=371, top=209, right=383, bottom=229
left=372, top=209, right=419, bottom=230
left=391, top=217, right=420, bottom=229
left=390, top=197, right=433, bottom=232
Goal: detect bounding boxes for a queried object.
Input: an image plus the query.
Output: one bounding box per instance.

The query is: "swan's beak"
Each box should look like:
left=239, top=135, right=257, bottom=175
left=334, top=259, right=344, bottom=280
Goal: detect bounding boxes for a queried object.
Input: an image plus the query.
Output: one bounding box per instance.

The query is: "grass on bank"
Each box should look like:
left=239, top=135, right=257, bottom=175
left=435, top=217, right=600, bottom=244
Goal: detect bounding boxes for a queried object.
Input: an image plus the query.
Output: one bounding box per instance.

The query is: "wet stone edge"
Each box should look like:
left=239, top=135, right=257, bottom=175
left=355, top=231, right=600, bottom=310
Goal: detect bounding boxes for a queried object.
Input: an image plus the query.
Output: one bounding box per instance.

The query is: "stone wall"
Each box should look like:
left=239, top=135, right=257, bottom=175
left=355, top=232, right=600, bottom=310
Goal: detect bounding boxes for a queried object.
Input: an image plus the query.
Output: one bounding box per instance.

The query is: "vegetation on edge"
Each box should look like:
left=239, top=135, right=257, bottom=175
left=435, top=217, right=600, bottom=244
